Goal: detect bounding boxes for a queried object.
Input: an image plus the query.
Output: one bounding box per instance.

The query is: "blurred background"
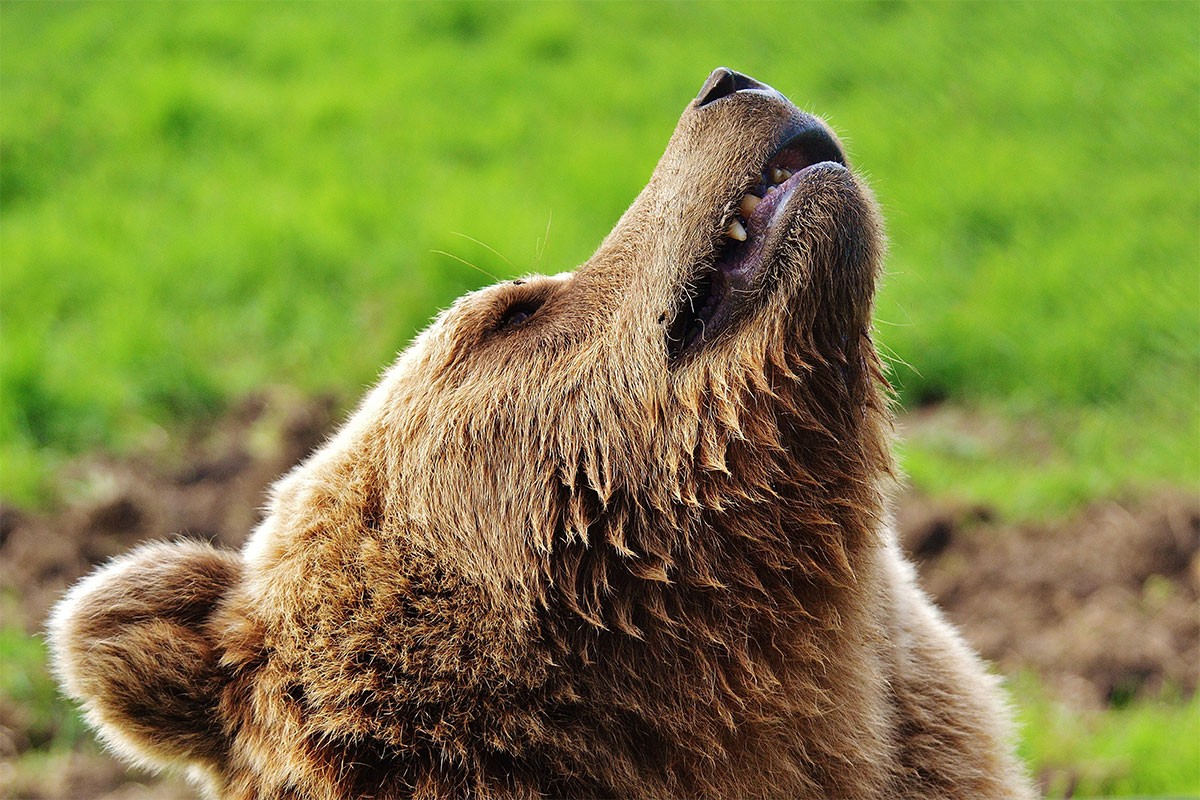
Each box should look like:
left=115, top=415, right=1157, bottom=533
left=1, top=2, right=1197, bottom=797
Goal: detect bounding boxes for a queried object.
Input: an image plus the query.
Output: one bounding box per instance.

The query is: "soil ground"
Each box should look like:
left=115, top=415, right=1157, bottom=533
left=1, top=395, right=1196, bottom=798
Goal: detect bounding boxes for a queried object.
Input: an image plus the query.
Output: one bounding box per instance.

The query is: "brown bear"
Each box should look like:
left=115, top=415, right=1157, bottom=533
left=49, top=68, right=1034, bottom=799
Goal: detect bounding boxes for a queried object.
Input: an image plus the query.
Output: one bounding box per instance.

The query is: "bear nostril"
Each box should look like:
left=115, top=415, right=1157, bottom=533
left=695, top=67, right=771, bottom=108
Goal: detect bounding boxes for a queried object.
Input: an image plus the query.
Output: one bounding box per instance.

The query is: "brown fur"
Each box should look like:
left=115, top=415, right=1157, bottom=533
left=50, top=69, right=1034, bottom=799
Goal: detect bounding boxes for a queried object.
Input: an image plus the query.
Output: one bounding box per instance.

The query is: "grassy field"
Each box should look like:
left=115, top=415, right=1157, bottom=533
left=1013, top=673, right=1200, bottom=797
left=3, top=1, right=1197, bottom=515
left=2, top=1, right=1198, bottom=795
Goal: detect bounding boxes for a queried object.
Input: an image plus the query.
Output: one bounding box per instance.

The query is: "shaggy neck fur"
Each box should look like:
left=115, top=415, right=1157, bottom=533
left=537, top=317, right=894, bottom=798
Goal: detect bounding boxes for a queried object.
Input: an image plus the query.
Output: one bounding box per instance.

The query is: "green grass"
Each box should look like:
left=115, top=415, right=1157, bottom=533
left=897, top=399, right=1200, bottom=519
left=1011, top=674, right=1200, bottom=797
left=0, top=611, right=89, bottom=753
left=1, top=1, right=1196, bottom=513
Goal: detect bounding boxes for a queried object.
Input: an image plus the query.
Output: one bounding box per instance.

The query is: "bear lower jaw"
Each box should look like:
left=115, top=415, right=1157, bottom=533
left=667, top=159, right=848, bottom=364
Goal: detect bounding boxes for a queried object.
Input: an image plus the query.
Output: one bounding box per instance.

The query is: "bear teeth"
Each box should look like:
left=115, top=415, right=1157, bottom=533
left=725, top=194, right=762, bottom=241
left=723, top=166, right=793, bottom=241
left=739, top=194, right=761, bottom=218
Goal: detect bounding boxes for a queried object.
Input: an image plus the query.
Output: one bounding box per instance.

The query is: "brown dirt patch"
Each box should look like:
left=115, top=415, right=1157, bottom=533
left=1, top=396, right=1196, bottom=798
left=898, top=492, right=1199, bottom=709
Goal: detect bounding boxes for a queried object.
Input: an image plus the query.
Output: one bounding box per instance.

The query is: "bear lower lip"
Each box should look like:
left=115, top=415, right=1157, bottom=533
left=724, top=169, right=805, bottom=275
left=667, top=159, right=844, bottom=363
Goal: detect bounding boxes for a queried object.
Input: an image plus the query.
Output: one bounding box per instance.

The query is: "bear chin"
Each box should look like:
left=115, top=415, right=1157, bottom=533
left=49, top=67, right=1035, bottom=800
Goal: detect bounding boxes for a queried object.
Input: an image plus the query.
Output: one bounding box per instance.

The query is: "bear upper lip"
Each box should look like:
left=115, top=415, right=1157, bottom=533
left=666, top=121, right=847, bottom=363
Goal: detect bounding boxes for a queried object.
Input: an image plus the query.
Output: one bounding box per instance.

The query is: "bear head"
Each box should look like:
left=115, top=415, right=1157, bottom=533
left=51, top=68, right=892, bottom=798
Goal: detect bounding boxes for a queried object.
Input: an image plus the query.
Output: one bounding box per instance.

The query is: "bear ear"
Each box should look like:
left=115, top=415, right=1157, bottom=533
left=48, top=539, right=241, bottom=773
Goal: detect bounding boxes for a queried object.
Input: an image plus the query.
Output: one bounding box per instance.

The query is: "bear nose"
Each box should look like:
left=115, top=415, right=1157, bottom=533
left=695, top=67, right=774, bottom=108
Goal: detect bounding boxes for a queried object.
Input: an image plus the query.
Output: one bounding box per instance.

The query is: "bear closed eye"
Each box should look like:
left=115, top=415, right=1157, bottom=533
left=50, top=68, right=1034, bottom=800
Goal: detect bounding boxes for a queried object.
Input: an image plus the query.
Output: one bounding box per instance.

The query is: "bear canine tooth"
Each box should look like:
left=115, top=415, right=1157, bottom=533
left=739, top=194, right=761, bottom=218
left=726, top=219, right=747, bottom=241
left=772, top=167, right=792, bottom=184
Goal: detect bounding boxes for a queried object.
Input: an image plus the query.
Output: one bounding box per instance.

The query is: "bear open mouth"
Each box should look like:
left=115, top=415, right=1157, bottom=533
left=666, top=125, right=846, bottom=362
